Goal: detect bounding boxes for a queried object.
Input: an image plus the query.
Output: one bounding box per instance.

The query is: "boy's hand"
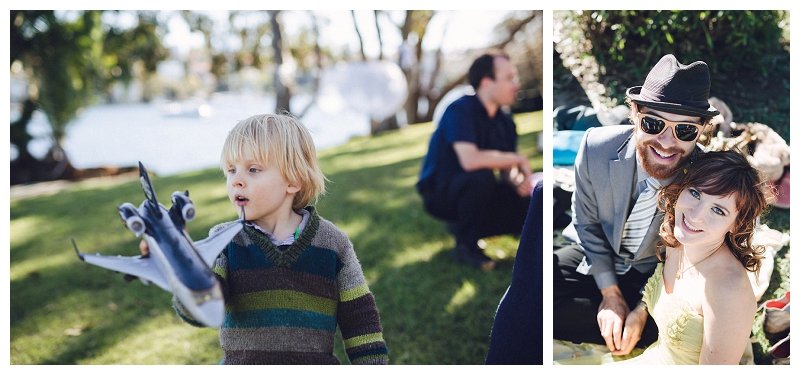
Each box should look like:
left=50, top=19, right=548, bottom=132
left=139, top=239, right=150, bottom=258
left=123, top=240, right=149, bottom=282
left=138, top=228, right=188, bottom=258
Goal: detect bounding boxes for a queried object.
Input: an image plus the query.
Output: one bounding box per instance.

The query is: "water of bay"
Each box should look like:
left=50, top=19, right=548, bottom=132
left=23, top=92, right=371, bottom=176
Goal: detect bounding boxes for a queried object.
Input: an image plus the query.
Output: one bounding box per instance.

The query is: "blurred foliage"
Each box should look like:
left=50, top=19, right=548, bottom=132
left=397, top=10, right=542, bottom=124
left=12, top=10, right=169, bottom=133
left=10, top=10, right=169, bottom=184
left=502, top=11, right=544, bottom=113
left=566, top=10, right=790, bottom=141
left=11, top=11, right=104, bottom=139
left=584, top=10, right=788, bottom=79
left=101, top=11, right=170, bottom=102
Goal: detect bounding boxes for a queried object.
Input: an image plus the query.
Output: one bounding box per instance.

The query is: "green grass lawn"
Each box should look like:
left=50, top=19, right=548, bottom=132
left=9, top=111, right=543, bottom=365
left=750, top=205, right=791, bottom=363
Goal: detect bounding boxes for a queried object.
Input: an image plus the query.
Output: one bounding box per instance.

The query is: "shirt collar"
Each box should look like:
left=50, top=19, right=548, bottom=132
left=245, top=208, right=310, bottom=246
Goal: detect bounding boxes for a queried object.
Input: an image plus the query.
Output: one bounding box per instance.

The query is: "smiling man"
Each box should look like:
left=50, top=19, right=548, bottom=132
left=553, top=54, right=720, bottom=354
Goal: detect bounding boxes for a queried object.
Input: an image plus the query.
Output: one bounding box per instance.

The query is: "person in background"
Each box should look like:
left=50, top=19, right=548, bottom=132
left=486, top=180, right=543, bottom=365
left=417, top=52, right=532, bottom=271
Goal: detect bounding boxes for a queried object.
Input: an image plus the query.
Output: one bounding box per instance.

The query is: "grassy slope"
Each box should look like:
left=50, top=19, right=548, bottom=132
left=10, top=111, right=543, bottom=365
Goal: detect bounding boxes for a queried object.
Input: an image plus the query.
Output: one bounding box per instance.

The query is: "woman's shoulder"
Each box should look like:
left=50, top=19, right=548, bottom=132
left=703, top=253, right=756, bottom=310
left=705, top=251, right=751, bottom=286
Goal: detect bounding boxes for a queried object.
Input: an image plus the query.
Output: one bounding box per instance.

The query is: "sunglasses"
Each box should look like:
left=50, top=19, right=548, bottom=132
left=636, top=112, right=704, bottom=142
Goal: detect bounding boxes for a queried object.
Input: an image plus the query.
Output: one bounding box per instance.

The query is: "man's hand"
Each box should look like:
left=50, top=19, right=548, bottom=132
left=613, top=303, right=648, bottom=355
left=507, top=162, right=533, bottom=197
left=515, top=179, right=532, bottom=197
left=597, top=285, right=630, bottom=352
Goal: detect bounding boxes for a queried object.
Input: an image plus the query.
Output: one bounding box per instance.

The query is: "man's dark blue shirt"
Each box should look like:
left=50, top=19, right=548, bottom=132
left=417, top=95, right=517, bottom=194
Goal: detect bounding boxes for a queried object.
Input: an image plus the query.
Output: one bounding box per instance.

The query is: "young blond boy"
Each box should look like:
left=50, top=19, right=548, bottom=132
left=172, top=113, right=388, bottom=364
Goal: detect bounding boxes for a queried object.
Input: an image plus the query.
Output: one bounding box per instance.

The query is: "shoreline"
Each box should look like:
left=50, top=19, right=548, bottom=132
left=10, top=170, right=141, bottom=201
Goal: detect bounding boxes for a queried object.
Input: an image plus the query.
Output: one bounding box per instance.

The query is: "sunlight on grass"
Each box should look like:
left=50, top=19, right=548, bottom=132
left=389, top=242, right=447, bottom=269
left=9, top=251, right=82, bottom=281
left=324, top=142, right=427, bottom=171
left=382, top=194, right=418, bottom=210
left=319, top=111, right=540, bottom=175
left=481, top=236, right=521, bottom=260
left=514, top=111, right=543, bottom=134
left=71, top=173, right=139, bottom=191
left=334, top=219, right=370, bottom=244
left=366, top=145, right=427, bottom=167
left=13, top=285, right=221, bottom=364
left=11, top=291, right=120, bottom=364
left=11, top=322, right=73, bottom=364
left=445, top=280, right=477, bottom=314
left=9, top=215, right=45, bottom=248
left=183, top=184, right=229, bottom=205
left=86, top=314, right=220, bottom=364
left=391, top=176, right=418, bottom=191
left=343, top=189, right=374, bottom=205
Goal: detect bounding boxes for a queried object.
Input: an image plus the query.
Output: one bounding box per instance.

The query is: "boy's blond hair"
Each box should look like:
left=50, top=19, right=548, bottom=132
left=221, top=113, right=326, bottom=210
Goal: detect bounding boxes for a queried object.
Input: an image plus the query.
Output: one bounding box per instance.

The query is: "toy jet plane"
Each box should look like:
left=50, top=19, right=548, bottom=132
left=72, top=162, right=243, bottom=328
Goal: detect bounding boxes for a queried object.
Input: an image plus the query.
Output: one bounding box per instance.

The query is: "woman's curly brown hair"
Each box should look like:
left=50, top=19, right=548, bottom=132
left=656, top=150, right=775, bottom=276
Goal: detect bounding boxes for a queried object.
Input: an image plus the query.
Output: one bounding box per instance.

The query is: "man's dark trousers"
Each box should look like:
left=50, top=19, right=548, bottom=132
left=553, top=243, right=659, bottom=347
left=422, top=169, right=529, bottom=246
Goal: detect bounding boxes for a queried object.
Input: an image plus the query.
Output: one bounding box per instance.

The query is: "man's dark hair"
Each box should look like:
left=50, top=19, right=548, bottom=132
left=468, top=52, right=510, bottom=90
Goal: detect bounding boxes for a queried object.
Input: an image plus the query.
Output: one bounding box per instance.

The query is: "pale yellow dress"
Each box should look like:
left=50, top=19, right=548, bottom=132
left=555, top=263, right=704, bottom=364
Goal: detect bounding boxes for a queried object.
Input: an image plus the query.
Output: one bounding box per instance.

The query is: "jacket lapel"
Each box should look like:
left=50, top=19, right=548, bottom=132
left=609, top=133, right=638, bottom=252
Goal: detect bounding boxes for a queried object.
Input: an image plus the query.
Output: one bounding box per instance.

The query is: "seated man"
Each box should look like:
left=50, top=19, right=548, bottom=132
left=554, top=54, right=719, bottom=354
left=416, top=52, right=532, bottom=271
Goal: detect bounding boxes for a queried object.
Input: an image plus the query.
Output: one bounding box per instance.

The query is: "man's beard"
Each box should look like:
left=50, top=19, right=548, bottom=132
left=635, top=137, right=692, bottom=180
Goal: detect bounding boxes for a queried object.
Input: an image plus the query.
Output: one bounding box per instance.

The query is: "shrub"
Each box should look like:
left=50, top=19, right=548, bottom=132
left=577, top=10, right=788, bottom=100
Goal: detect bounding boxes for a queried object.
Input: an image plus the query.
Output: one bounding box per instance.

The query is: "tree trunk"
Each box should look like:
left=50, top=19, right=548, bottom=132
left=297, top=11, right=323, bottom=118
left=270, top=10, right=292, bottom=113
left=370, top=115, right=399, bottom=134
left=351, top=10, right=367, bottom=60
left=374, top=10, right=384, bottom=60
left=417, top=11, right=541, bottom=124
left=396, top=10, right=435, bottom=125
left=368, top=10, right=401, bottom=134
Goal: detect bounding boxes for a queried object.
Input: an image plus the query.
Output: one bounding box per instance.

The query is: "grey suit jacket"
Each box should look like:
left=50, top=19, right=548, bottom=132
left=567, top=125, right=665, bottom=290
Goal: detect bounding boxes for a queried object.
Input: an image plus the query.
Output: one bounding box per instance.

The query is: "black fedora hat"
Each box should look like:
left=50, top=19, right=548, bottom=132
left=626, top=54, right=720, bottom=117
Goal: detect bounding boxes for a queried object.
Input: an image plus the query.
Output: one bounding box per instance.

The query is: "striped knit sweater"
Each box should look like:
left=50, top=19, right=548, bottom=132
left=174, top=206, right=388, bottom=365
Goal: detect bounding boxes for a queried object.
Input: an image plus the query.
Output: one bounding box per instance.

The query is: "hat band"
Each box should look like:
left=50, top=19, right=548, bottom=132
left=639, top=86, right=710, bottom=110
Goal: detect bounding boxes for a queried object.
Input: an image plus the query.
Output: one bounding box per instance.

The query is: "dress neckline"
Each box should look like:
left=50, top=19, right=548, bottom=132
left=657, top=263, right=704, bottom=317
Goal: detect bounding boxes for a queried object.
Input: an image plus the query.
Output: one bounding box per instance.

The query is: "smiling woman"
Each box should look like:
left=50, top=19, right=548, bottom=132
left=646, top=149, right=772, bottom=364
left=640, top=150, right=770, bottom=364
left=555, top=149, right=774, bottom=365
left=658, top=150, right=772, bottom=276
left=673, top=187, right=737, bottom=252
